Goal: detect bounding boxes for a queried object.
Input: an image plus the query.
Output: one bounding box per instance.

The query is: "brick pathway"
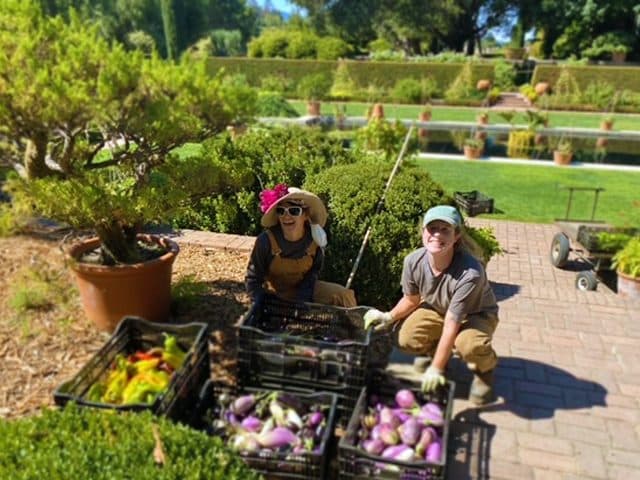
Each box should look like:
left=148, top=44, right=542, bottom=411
left=175, top=220, right=640, bottom=480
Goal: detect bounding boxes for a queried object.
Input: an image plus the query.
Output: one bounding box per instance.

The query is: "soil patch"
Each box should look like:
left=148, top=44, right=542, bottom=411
left=0, top=233, right=250, bottom=419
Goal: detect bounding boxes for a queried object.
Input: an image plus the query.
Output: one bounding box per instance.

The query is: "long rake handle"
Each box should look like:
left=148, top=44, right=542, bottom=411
left=345, top=125, right=415, bottom=289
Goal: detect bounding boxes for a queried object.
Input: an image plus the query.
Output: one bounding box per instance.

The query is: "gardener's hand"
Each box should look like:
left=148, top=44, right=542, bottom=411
left=421, top=365, right=446, bottom=392
left=363, top=309, right=394, bottom=332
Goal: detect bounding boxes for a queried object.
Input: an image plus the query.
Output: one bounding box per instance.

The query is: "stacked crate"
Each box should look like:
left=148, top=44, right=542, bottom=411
left=235, top=293, right=391, bottom=427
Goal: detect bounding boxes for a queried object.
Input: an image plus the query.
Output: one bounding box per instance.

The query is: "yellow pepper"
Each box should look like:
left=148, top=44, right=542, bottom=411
left=161, top=335, right=186, bottom=370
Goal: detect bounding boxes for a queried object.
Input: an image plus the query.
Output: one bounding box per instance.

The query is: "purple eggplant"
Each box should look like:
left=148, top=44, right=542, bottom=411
left=381, top=444, right=415, bottom=461
left=415, top=427, right=436, bottom=457
left=395, top=389, right=417, bottom=409
left=269, top=400, right=286, bottom=426
left=418, top=403, right=444, bottom=426
left=362, top=438, right=385, bottom=455
left=370, top=424, right=383, bottom=441
left=379, top=407, right=400, bottom=428
left=285, top=408, right=303, bottom=430
left=425, top=439, right=442, bottom=463
left=393, top=408, right=411, bottom=423
left=378, top=423, right=400, bottom=446
left=307, top=411, right=325, bottom=428
left=231, top=394, right=255, bottom=416
left=398, top=418, right=421, bottom=446
left=240, top=415, right=262, bottom=432
left=257, top=426, right=299, bottom=449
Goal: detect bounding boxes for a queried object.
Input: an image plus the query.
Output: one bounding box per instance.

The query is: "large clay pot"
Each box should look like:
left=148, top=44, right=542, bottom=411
left=535, top=82, right=550, bottom=95
left=418, top=110, right=431, bottom=138
left=67, top=235, right=179, bottom=332
left=306, top=101, right=321, bottom=116
left=476, top=79, right=492, bottom=91
left=464, top=145, right=483, bottom=159
left=553, top=151, right=573, bottom=165
left=616, top=271, right=640, bottom=299
left=370, top=103, right=385, bottom=120
left=600, top=120, right=613, bottom=131
left=611, top=51, right=626, bottom=64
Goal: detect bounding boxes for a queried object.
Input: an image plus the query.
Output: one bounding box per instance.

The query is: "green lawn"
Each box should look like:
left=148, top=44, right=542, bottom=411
left=288, top=100, right=640, bottom=130
left=415, top=157, right=640, bottom=227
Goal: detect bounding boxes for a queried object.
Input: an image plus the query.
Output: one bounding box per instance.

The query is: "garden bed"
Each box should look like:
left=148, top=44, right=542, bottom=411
left=0, top=233, right=251, bottom=420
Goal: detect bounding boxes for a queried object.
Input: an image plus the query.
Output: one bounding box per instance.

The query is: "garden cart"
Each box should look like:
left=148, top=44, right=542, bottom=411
left=549, top=187, right=637, bottom=291
left=549, top=186, right=615, bottom=291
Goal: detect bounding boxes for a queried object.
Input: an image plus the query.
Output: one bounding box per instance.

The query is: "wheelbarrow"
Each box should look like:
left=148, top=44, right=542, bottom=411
left=549, top=186, right=615, bottom=291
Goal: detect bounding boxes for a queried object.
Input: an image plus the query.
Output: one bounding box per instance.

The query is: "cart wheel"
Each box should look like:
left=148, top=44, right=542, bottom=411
left=575, top=271, right=598, bottom=291
left=550, top=233, right=570, bottom=268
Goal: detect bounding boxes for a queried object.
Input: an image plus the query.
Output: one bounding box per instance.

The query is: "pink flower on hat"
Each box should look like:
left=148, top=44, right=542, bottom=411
left=259, top=183, right=289, bottom=213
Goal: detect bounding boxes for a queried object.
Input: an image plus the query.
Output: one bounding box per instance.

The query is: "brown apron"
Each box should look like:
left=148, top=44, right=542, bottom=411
left=265, top=229, right=318, bottom=301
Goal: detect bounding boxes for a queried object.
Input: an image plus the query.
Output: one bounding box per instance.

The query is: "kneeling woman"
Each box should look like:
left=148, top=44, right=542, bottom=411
left=245, top=184, right=356, bottom=307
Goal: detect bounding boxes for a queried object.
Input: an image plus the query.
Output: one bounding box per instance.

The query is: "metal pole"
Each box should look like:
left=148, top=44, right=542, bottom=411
left=345, top=125, right=415, bottom=289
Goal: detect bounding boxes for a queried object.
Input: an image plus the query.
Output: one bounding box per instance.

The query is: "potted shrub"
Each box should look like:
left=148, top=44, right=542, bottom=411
left=612, top=236, right=640, bottom=299
left=611, top=45, right=628, bottom=64
left=1, top=8, right=254, bottom=331
left=297, top=73, right=332, bottom=116
left=553, top=139, right=573, bottom=165
left=477, top=109, right=490, bottom=125
left=463, top=137, right=484, bottom=159
left=600, top=115, right=614, bottom=131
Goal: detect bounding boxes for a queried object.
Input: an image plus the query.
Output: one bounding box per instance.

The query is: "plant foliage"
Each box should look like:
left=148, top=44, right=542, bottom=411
left=0, top=404, right=260, bottom=479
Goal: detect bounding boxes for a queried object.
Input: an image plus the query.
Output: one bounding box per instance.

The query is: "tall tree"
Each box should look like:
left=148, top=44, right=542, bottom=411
left=160, top=0, right=178, bottom=60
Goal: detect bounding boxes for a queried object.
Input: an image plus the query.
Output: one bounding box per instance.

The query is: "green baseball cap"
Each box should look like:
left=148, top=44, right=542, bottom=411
left=422, top=205, right=462, bottom=228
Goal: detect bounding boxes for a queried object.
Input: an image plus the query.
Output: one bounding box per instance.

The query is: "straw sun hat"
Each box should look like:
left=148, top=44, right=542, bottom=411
left=259, top=184, right=328, bottom=246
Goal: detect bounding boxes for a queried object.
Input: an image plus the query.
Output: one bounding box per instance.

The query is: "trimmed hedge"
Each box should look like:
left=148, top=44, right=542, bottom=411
left=304, top=160, right=453, bottom=308
left=0, top=404, right=260, bottom=480
left=207, top=57, right=494, bottom=98
left=531, top=64, right=640, bottom=92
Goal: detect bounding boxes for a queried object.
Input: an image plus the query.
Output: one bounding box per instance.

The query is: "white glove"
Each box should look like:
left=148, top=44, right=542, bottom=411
left=363, top=309, right=394, bottom=332
left=421, top=365, right=446, bottom=392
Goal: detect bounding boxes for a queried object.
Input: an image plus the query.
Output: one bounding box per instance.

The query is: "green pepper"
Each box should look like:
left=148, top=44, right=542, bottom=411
left=161, top=334, right=186, bottom=370
left=102, top=355, right=131, bottom=404
left=121, top=370, right=171, bottom=405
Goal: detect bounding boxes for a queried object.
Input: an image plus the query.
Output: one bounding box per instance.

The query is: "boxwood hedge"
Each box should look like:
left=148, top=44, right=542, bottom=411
left=0, top=404, right=260, bottom=480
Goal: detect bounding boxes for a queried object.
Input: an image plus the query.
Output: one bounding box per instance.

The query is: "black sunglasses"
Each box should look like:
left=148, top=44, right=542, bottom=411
left=276, top=206, right=305, bottom=217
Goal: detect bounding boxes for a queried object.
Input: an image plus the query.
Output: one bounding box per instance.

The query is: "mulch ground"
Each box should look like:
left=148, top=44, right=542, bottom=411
left=0, top=232, right=251, bottom=420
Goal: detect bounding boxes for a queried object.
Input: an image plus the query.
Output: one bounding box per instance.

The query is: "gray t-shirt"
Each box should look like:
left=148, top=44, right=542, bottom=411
left=401, top=247, right=498, bottom=322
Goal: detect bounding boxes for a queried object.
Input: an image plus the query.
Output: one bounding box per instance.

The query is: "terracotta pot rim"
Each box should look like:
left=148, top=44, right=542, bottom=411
left=67, top=234, right=179, bottom=274
left=616, top=269, right=640, bottom=281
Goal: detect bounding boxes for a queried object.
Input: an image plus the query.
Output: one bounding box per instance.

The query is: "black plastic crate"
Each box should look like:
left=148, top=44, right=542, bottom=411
left=53, top=316, right=209, bottom=421
left=454, top=190, right=494, bottom=217
left=237, top=294, right=382, bottom=392
left=194, top=379, right=338, bottom=480
left=338, top=374, right=455, bottom=480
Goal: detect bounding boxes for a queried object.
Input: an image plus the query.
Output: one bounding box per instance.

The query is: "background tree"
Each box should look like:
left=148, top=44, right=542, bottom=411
left=1, top=0, right=257, bottom=262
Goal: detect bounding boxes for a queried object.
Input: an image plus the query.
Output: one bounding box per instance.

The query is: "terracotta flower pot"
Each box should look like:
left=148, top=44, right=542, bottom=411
left=534, top=82, right=550, bottom=95
left=477, top=114, right=489, bottom=125
left=67, top=235, right=179, bottom=332
left=370, top=103, right=385, bottom=120
left=600, top=120, right=613, bottom=131
left=611, top=51, right=626, bottom=64
left=306, top=100, right=321, bottom=116
left=464, top=145, right=483, bottom=159
left=476, top=79, right=491, bottom=91
left=418, top=111, right=431, bottom=138
left=553, top=150, right=573, bottom=165
left=616, top=270, right=640, bottom=299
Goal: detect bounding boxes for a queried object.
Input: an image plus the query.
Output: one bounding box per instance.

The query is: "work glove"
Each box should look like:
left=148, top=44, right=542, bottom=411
left=363, top=309, right=394, bottom=332
left=421, top=365, right=446, bottom=392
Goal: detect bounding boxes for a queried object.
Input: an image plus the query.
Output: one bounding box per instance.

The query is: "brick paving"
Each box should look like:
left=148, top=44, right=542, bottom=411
left=175, top=219, right=640, bottom=480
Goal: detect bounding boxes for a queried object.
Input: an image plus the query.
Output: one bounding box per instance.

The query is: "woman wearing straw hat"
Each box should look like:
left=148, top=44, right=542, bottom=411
left=245, top=183, right=357, bottom=307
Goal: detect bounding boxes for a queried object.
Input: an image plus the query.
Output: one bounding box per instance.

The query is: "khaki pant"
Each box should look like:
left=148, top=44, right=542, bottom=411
left=312, top=280, right=357, bottom=307
left=397, top=308, right=499, bottom=373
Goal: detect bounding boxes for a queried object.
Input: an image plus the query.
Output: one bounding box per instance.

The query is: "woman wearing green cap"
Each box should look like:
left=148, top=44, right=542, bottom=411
left=364, top=205, right=499, bottom=405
